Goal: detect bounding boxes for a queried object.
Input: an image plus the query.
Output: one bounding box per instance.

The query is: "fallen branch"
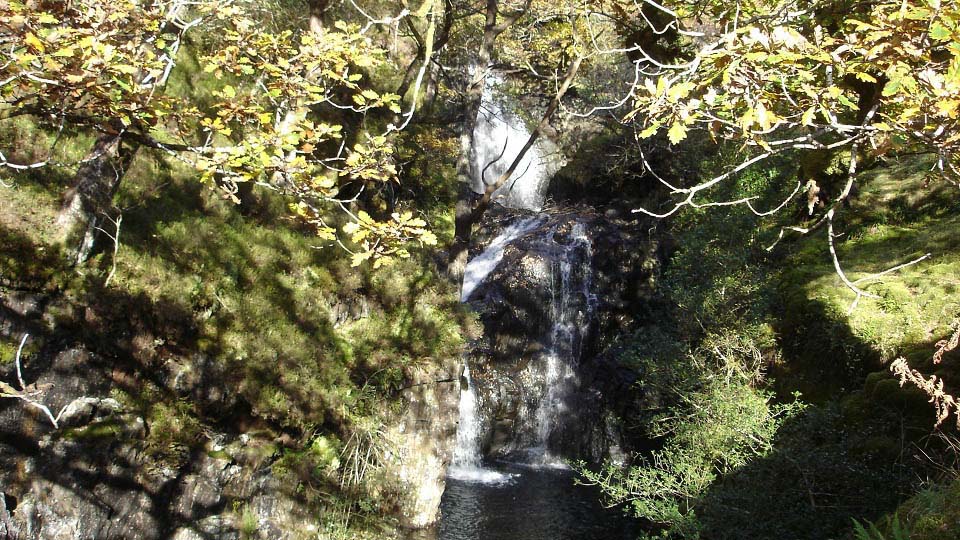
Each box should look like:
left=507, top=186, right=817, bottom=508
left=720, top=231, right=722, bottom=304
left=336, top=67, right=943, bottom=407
left=852, top=252, right=932, bottom=286
left=825, top=209, right=879, bottom=314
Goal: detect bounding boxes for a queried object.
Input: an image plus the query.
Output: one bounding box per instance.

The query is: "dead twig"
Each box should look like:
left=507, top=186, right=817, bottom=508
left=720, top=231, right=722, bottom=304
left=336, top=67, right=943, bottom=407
left=94, top=213, right=122, bottom=287
left=0, top=334, right=67, bottom=429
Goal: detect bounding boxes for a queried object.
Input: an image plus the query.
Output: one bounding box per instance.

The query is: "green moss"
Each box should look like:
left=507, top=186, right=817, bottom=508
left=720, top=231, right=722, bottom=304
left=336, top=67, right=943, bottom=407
left=144, top=398, right=203, bottom=464
left=840, top=392, right=875, bottom=423
left=62, top=419, right=125, bottom=442
left=0, top=23, right=465, bottom=540
left=865, top=479, right=960, bottom=540
left=206, top=448, right=232, bottom=461
left=777, top=155, right=960, bottom=397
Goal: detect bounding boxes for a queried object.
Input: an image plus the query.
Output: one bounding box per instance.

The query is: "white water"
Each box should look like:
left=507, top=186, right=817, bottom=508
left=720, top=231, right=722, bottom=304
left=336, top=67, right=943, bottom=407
left=451, top=364, right=481, bottom=466
left=452, top=219, right=544, bottom=484
left=449, top=365, right=516, bottom=484
left=460, top=216, right=543, bottom=302
left=470, top=75, right=559, bottom=212
left=529, top=222, right=595, bottom=467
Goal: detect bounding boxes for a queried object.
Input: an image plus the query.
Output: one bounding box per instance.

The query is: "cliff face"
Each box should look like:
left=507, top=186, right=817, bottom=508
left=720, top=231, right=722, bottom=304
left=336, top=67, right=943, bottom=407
left=387, top=363, right=461, bottom=529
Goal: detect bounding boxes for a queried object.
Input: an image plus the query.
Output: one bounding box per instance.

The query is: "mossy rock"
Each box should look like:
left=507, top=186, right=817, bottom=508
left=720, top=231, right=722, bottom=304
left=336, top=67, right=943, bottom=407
left=840, top=392, right=875, bottom=423
left=864, top=370, right=891, bottom=394
left=62, top=419, right=127, bottom=442
left=852, top=435, right=901, bottom=460
left=870, top=378, right=933, bottom=415
left=871, top=479, right=960, bottom=540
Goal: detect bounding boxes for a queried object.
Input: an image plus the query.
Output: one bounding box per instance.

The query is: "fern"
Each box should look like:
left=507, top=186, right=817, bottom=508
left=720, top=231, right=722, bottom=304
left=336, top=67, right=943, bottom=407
left=851, top=514, right=910, bottom=540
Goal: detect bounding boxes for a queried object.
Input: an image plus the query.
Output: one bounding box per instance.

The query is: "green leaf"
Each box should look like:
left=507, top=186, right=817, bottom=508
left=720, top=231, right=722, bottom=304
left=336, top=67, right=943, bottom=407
left=930, top=22, right=951, bottom=41
left=638, top=123, right=659, bottom=139
left=667, top=122, right=688, bottom=144
left=882, top=78, right=901, bottom=97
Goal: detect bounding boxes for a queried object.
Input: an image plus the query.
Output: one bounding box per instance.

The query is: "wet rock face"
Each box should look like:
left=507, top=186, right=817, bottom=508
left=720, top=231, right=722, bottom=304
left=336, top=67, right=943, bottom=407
left=464, top=208, right=658, bottom=464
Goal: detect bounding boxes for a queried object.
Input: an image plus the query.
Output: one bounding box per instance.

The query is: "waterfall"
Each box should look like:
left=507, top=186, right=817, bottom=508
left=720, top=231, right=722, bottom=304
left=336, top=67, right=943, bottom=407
left=452, top=364, right=482, bottom=467
left=470, top=75, right=559, bottom=212
left=447, top=365, right=513, bottom=483
left=452, top=216, right=600, bottom=473
left=528, top=222, right=595, bottom=467
left=450, top=218, right=542, bottom=484
left=460, top=217, right=544, bottom=302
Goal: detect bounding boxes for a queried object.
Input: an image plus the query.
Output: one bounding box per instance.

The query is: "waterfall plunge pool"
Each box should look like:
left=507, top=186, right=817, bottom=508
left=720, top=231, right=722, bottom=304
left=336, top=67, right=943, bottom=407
left=437, top=463, right=640, bottom=540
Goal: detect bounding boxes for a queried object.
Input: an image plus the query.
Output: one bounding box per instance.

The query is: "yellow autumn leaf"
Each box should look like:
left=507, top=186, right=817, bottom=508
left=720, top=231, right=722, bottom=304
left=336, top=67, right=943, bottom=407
left=356, top=210, right=374, bottom=224
left=420, top=231, right=438, bottom=246
left=638, top=124, right=659, bottom=139
left=351, top=251, right=372, bottom=267
left=317, top=227, right=336, bottom=240
left=24, top=32, right=45, bottom=53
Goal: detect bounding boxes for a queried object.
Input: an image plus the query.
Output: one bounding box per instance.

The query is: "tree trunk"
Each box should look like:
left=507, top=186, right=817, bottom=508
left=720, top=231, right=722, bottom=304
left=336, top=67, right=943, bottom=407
left=55, top=134, right=136, bottom=265
left=309, top=0, right=330, bottom=34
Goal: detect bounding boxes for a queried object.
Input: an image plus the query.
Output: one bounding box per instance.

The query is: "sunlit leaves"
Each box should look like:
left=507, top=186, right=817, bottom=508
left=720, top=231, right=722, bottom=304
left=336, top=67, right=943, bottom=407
left=667, top=122, right=688, bottom=144
left=183, top=5, right=437, bottom=267
left=627, top=0, right=960, bottom=173
left=337, top=210, right=438, bottom=268
left=1, top=0, right=172, bottom=126
left=0, top=0, right=438, bottom=268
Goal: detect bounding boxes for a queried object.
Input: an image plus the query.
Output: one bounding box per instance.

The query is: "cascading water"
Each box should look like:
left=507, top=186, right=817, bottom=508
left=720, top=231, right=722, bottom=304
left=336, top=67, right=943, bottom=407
left=469, top=74, right=560, bottom=212
left=448, top=364, right=514, bottom=484
left=451, top=218, right=598, bottom=472
left=441, top=217, right=639, bottom=540
left=443, top=69, right=641, bottom=540
left=450, top=217, right=542, bottom=484
left=460, top=217, right=544, bottom=302
left=530, top=223, right=596, bottom=466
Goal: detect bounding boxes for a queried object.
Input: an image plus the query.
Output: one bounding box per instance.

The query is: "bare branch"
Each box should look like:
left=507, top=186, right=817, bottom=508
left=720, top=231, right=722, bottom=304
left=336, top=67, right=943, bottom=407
left=1, top=334, right=67, bottom=429
left=632, top=151, right=774, bottom=218
left=746, top=180, right=802, bottom=217
left=94, top=213, right=123, bottom=288
left=851, top=252, right=932, bottom=286
left=826, top=209, right=880, bottom=310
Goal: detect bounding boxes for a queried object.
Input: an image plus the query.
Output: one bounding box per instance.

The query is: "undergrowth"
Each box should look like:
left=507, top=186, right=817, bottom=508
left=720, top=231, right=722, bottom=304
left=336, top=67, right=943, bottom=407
left=0, top=39, right=469, bottom=536
left=584, top=146, right=960, bottom=539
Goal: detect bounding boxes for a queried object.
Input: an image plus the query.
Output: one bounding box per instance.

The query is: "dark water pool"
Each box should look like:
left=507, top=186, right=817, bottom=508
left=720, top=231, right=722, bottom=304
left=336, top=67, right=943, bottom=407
left=437, top=464, right=640, bottom=540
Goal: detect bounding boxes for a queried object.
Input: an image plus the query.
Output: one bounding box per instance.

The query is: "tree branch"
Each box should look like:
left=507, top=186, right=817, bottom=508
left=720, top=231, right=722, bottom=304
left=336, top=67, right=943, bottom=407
left=1, top=334, right=67, bottom=429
